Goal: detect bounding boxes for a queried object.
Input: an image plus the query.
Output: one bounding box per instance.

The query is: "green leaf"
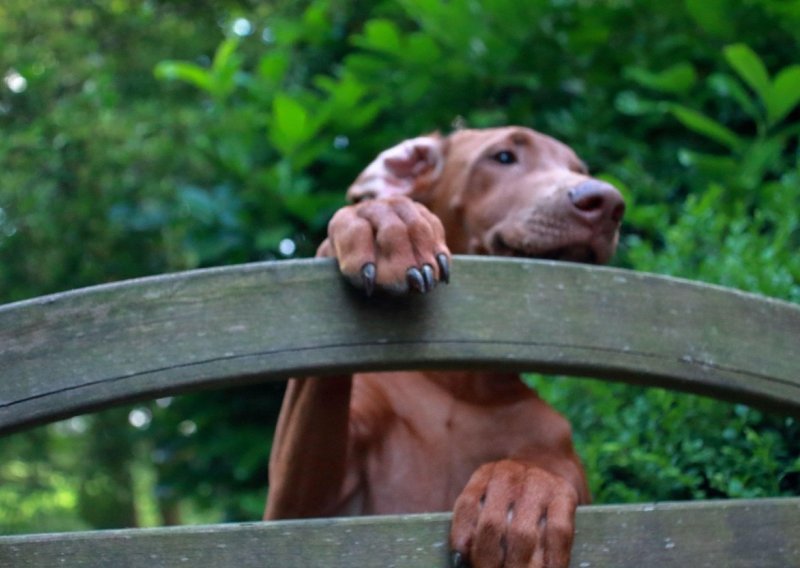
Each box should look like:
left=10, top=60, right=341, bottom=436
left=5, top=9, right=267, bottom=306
left=153, top=61, right=214, bottom=93
left=209, top=38, right=241, bottom=100
left=315, top=73, right=367, bottom=110
left=624, top=63, right=697, bottom=95
left=739, top=137, right=784, bottom=189
left=406, top=33, right=442, bottom=66
left=346, top=99, right=385, bottom=129
left=723, top=44, right=771, bottom=104
left=684, top=0, right=733, bottom=37
left=212, top=38, right=240, bottom=75
left=677, top=149, right=738, bottom=177
left=614, top=91, right=665, bottom=116
left=669, top=105, right=744, bottom=150
left=301, top=0, right=331, bottom=43
left=257, top=53, right=289, bottom=85
left=354, top=19, right=403, bottom=54
left=708, top=73, right=759, bottom=120
left=774, top=120, right=800, bottom=141
left=270, top=95, right=312, bottom=156
left=765, top=65, right=800, bottom=127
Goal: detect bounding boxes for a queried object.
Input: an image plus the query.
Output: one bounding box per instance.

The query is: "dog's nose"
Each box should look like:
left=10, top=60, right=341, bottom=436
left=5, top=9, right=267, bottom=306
left=568, top=180, right=625, bottom=224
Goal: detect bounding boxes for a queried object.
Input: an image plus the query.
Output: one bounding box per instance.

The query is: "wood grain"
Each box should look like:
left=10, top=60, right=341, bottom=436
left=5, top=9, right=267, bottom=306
left=2, top=257, right=799, bottom=434
left=1, top=498, right=798, bottom=567
left=2, top=258, right=799, bottom=566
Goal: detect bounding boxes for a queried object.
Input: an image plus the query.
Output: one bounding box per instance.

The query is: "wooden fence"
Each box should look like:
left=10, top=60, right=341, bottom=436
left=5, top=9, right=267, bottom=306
left=1, top=257, right=798, bottom=566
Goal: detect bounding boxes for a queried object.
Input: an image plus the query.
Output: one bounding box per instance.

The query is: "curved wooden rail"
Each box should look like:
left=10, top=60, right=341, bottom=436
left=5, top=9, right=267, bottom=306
left=2, top=256, right=799, bottom=434
left=2, top=257, right=800, bottom=566
left=3, top=500, right=800, bottom=567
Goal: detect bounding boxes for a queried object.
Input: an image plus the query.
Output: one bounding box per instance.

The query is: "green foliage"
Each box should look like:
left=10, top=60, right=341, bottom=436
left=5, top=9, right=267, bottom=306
left=723, top=43, right=800, bottom=127
left=0, top=428, right=89, bottom=534
left=0, top=0, right=225, bottom=301
left=621, top=43, right=800, bottom=303
left=528, top=375, right=800, bottom=502
left=1, top=0, right=798, bottom=531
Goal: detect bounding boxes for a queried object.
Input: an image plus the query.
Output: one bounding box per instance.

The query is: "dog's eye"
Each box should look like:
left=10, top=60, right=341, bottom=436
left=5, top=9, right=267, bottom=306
left=492, top=150, right=517, bottom=165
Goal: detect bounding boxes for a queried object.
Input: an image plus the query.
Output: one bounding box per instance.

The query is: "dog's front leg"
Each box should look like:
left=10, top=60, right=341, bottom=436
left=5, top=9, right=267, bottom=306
left=266, top=233, right=366, bottom=519
left=266, top=194, right=450, bottom=518
left=264, top=375, right=353, bottom=519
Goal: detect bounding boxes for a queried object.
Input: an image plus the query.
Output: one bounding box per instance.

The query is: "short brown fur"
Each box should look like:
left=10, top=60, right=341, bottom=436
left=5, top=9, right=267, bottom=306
left=266, top=126, right=625, bottom=568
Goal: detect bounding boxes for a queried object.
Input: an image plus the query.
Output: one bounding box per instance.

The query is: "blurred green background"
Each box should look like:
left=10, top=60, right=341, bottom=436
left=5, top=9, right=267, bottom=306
left=1, top=0, right=798, bottom=532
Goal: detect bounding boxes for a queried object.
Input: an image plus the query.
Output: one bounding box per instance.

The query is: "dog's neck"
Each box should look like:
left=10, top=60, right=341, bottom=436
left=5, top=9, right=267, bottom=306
left=422, top=370, right=533, bottom=405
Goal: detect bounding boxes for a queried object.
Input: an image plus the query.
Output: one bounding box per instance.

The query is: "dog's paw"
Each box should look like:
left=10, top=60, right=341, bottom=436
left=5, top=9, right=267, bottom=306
left=450, top=460, right=578, bottom=568
left=318, top=196, right=451, bottom=295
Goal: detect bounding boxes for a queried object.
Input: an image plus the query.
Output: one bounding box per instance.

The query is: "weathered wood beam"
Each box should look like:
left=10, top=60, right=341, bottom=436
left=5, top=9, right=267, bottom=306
left=2, top=257, right=799, bottom=434
left=1, top=498, right=798, bottom=567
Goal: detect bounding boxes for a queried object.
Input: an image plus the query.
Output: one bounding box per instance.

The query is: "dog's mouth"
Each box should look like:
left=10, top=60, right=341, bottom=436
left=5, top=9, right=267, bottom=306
left=535, top=245, right=598, bottom=264
left=491, top=234, right=602, bottom=265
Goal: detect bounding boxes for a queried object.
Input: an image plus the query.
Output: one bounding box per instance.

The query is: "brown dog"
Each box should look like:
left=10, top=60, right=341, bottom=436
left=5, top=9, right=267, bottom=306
left=265, top=126, right=625, bottom=568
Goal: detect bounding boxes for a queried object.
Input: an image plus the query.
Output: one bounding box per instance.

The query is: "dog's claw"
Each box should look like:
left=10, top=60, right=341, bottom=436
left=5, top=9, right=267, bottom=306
left=361, top=263, right=376, bottom=296
left=407, top=267, right=426, bottom=293
left=437, top=253, right=450, bottom=284
left=422, top=264, right=436, bottom=291
left=451, top=551, right=469, bottom=568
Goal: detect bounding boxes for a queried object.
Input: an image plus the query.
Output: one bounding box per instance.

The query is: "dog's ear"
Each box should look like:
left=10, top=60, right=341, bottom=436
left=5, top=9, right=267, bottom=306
left=346, top=135, right=445, bottom=203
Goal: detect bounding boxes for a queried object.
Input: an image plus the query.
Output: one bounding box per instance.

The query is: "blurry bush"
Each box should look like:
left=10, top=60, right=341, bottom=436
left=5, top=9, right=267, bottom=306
left=1, top=0, right=798, bottom=530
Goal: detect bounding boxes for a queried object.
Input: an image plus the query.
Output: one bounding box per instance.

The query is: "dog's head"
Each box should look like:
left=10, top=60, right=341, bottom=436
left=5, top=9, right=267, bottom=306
left=347, top=126, right=625, bottom=265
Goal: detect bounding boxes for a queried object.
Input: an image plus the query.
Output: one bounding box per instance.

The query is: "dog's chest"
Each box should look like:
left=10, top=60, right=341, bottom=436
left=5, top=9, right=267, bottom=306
left=354, top=373, right=539, bottom=513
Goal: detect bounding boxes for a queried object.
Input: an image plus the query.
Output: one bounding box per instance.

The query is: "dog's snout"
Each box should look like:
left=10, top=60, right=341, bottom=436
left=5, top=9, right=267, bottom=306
left=568, top=180, right=625, bottom=224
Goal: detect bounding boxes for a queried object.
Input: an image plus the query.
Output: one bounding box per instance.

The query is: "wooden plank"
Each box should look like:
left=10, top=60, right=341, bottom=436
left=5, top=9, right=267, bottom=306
left=1, top=498, right=798, bottom=567
left=1, top=257, right=799, bottom=434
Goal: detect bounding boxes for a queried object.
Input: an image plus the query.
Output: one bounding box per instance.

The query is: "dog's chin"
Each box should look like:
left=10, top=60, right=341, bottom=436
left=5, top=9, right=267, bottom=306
left=489, top=235, right=610, bottom=265
left=535, top=245, right=598, bottom=264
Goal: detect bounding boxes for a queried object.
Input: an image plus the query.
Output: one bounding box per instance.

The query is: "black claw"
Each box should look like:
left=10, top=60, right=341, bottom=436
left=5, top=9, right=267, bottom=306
left=361, top=263, right=376, bottom=296
left=406, top=267, right=426, bottom=293
left=437, top=253, right=450, bottom=284
left=422, top=264, right=436, bottom=291
left=451, top=551, right=469, bottom=568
